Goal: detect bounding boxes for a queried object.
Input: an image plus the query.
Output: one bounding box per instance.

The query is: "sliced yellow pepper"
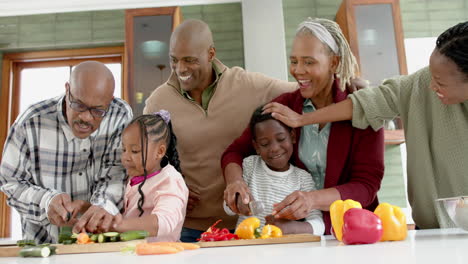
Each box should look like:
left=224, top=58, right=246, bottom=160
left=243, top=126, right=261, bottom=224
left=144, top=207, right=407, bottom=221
left=260, top=224, right=283, bottom=239
left=374, top=203, right=407, bottom=241
left=330, top=199, right=362, bottom=241
left=235, top=217, right=261, bottom=239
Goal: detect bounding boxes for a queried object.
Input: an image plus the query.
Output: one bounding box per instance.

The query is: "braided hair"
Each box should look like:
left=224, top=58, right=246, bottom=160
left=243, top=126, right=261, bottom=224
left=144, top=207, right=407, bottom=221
left=296, top=17, right=359, bottom=91
left=436, top=21, right=468, bottom=79
left=128, top=114, right=181, bottom=217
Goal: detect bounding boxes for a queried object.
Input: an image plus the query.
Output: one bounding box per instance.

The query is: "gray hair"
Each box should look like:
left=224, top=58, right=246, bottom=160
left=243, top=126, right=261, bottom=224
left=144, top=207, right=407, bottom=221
left=296, top=17, right=359, bottom=91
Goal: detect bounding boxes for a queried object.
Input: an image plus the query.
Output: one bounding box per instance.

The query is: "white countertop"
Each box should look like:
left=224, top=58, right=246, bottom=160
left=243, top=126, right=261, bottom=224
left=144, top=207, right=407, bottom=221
left=1, top=228, right=468, bottom=264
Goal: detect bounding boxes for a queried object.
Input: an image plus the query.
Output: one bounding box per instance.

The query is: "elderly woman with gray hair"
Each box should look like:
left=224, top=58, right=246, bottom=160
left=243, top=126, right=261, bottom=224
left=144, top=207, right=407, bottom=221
left=221, top=18, right=384, bottom=235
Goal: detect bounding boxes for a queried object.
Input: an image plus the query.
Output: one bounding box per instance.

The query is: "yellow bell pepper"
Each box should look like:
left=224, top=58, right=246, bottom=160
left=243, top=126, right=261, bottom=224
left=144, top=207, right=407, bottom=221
left=260, top=224, right=283, bottom=239
left=330, top=199, right=362, bottom=241
left=374, top=203, right=407, bottom=241
left=235, top=217, right=261, bottom=239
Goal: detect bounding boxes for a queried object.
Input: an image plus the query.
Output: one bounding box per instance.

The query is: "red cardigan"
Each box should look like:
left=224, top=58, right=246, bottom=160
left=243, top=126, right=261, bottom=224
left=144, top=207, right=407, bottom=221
left=221, top=82, right=384, bottom=234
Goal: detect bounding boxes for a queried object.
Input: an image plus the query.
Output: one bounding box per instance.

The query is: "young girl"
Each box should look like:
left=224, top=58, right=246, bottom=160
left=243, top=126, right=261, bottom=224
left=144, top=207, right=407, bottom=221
left=224, top=107, right=324, bottom=236
left=113, top=110, right=188, bottom=242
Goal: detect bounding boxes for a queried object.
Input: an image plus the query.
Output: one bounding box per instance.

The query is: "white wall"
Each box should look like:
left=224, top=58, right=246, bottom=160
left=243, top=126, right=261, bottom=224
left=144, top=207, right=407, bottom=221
left=241, top=0, right=288, bottom=80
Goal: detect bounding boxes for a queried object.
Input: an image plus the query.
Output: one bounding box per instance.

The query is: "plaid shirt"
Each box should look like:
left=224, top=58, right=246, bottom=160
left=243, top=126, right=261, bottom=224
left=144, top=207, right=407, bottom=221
left=0, top=95, right=132, bottom=243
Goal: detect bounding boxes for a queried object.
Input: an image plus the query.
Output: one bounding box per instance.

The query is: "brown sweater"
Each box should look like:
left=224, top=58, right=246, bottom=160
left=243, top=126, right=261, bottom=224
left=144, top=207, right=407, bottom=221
left=144, top=58, right=297, bottom=230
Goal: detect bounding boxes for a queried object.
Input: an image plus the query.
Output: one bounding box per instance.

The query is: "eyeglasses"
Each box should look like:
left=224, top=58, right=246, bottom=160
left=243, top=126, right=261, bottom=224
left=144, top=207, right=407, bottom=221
left=68, top=91, right=108, bottom=118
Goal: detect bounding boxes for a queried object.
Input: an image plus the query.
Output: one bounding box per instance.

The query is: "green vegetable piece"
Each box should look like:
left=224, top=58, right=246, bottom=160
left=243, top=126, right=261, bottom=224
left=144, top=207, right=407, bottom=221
left=98, top=234, right=106, bottom=243
left=16, top=240, right=36, bottom=247
left=103, top=232, right=119, bottom=237
left=119, top=230, right=149, bottom=241
left=90, top=234, right=98, bottom=242
left=109, top=236, right=120, bottom=242
left=19, top=246, right=51, bottom=258
left=62, top=240, right=73, bottom=245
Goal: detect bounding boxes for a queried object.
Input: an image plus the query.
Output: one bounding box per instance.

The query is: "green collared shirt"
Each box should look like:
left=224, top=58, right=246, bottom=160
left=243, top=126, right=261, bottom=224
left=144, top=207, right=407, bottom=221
left=298, top=99, right=331, bottom=190
left=180, top=63, right=222, bottom=110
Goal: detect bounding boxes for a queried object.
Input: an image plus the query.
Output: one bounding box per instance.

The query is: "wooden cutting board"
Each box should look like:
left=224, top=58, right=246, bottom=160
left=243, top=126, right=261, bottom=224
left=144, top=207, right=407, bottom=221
left=197, top=234, right=320, bottom=248
left=0, top=239, right=145, bottom=257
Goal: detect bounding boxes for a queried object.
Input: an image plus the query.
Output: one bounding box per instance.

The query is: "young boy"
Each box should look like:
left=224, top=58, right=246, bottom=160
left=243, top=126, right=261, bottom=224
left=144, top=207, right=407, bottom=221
left=225, top=107, right=324, bottom=236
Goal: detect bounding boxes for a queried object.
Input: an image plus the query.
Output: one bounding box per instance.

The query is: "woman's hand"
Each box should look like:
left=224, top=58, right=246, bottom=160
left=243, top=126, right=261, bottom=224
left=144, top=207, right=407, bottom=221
left=262, top=103, right=303, bottom=128
left=224, top=180, right=252, bottom=215
left=272, top=190, right=313, bottom=220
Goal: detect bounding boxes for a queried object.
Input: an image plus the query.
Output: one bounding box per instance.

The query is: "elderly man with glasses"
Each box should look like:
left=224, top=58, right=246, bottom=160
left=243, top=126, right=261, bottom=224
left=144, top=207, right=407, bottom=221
left=0, top=61, right=132, bottom=243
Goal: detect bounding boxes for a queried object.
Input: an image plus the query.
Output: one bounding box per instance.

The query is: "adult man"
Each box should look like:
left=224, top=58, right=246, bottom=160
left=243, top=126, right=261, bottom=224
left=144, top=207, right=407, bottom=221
left=0, top=61, right=132, bottom=243
left=143, top=19, right=297, bottom=242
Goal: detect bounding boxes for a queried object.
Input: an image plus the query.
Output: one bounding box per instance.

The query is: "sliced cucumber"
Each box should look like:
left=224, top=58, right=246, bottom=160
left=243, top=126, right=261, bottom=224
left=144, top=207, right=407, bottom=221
left=90, top=234, right=98, bottom=242
left=98, top=233, right=106, bottom=243
left=103, top=232, right=120, bottom=237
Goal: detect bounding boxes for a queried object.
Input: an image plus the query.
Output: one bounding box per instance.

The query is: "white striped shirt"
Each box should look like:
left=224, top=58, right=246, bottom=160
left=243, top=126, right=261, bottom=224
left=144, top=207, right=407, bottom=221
left=234, top=155, right=325, bottom=236
left=0, top=95, right=132, bottom=243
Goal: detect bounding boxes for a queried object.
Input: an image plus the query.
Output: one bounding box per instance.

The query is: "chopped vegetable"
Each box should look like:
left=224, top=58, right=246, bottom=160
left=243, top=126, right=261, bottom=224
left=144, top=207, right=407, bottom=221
left=260, top=225, right=283, bottom=239
left=77, top=233, right=91, bottom=244
left=103, top=232, right=119, bottom=237
left=149, top=242, right=200, bottom=250
left=198, top=220, right=239, bottom=241
left=135, top=243, right=180, bottom=255
left=98, top=233, right=106, bottom=243
left=16, top=240, right=36, bottom=247
left=119, top=230, right=149, bottom=241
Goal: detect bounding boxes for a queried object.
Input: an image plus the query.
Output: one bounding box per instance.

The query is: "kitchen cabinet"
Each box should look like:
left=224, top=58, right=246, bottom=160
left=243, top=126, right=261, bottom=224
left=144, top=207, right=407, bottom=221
left=125, top=7, right=182, bottom=116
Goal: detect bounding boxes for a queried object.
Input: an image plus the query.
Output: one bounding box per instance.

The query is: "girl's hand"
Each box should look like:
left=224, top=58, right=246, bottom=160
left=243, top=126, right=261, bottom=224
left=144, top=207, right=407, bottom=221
left=272, top=191, right=313, bottom=220
left=262, top=103, right=303, bottom=128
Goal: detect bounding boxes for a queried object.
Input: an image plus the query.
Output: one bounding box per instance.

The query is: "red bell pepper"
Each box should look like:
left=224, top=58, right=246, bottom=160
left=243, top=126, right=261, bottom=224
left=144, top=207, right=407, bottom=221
left=342, top=208, right=383, bottom=245
left=198, top=220, right=239, bottom=242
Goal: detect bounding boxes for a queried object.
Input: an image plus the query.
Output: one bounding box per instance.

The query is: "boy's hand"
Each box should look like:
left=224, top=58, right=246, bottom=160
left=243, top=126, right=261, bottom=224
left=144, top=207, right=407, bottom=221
left=265, top=215, right=312, bottom=234
left=272, top=190, right=312, bottom=220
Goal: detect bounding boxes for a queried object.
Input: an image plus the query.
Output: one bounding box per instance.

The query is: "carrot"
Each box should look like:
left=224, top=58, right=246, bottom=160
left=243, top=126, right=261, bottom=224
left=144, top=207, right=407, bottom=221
left=76, top=233, right=90, bottom=244
left=135, top=243, right=180, bottom=255
left=148, top=242, right=200, bottom=250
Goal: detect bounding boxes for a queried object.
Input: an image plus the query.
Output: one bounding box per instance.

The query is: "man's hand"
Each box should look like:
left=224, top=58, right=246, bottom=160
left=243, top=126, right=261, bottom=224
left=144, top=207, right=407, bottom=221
left=186, top=186, right=200, bottom=213
left=72, top=205, right=113, bottom=233
left=48, top=193, right=74, bottom=226
left=347, top=77, right=369, bottom=93
left=262, top=103, right=303, bottom=128
left=272, top=191, right=313, bottom=220
left=224, top=180, right=251, bottom=214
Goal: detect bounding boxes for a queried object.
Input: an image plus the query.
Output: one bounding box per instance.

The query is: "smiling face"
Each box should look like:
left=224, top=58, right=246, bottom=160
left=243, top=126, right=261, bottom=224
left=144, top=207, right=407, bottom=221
left=169, top=38, right=215, bottom=93
left=121, top=123, right=166, bottom=178
left=252, top=119, right=295, bottom=172
left=289, top=34, right=339, bottom=100
left=429, top=49, right=468, bottom=105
